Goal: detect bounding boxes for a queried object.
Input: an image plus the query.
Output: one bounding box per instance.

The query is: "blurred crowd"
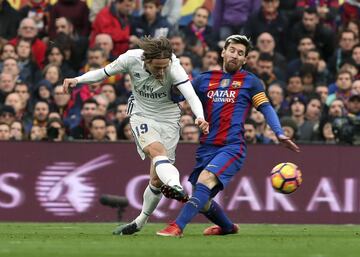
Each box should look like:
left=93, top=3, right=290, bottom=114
left=0, top=0, right=359, bottom=145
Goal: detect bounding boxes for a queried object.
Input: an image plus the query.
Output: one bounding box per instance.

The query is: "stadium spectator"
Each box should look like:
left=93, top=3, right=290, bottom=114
left=15, top=39, right=42, bottom=86
left=0, top=122, right=10, bottom=140
left=347, top=93, right=360, bottom=117
left=250, top=107, right=266, bottom=136
left=131, top=0, right=172, bottom=40
left=256, top=53, right=284, bottom=87
left=0, top=105, right=16, bottom=125
left=0, top=43, right=17, bottom=64
left=318, top=117, right=336, bottom=143
left=0, top=0, right=20, bottom=40
left=54, top=17, right=89, bottom=70
left=10, top=120, right=25, bottom=140
left=2, top=57, right=21, bottom=82
left=32, top=79, right=53, bottom=106
left=94, top=33, right=115, bottom=62
left=69, top=98, right=98, bottom=139
left=287, top=36, right=315, bottom=76
left=213, top=0, right=261, bottom=41
left=113, top=101, right=128, bottom=129
left=179, top=55, right=196, bottom=81
left=180, top=124, right=199, bottom=143
left=245, top=48, right=260, bottom=73
left=89, top=0, right=113, bottom=22
left=180, top=7, right=216, bottom=60
left=42, top=64, right=62, bottom=88
left=89, top=116, right=109, bottom=142
left=0, top=72, right=16, bottom=103
left=340, top=0, right=360, bottom=25
left=280, top=116, right=298, bottom=141
left=46, top=117, right=66, bottom=141
left=326, top=70, right=353, bottom=105
left=25, top=100, right=49, bottom=134
left=169, top=33, right=188, bottom=57
left=10, top=18, right=46, bottom=68
left=244, top=118, right=258, bottom=144
left=19, top=0, right=51, bottom=39
left=179, top=114, right=194, bottom=128
left=256, top=32, right=287, bottom=71
left=305, top=96, right=322, bottom=124
left=117, top=116, right=133, bottom=141
left=328, top=98, right=346, bottom=118
left=45, top=44, right=76, bottom=78
left=29, top=124, right=45, bottom=140
left=352, top=79, right=360, bottom=94
left=90, top=0, right=133, bottom=56
left=296, top=0, right=339, bottom=29
left=14, top=82, right=32, bottom=118
left=52, top=84, right=72, bottom=120
left=267, top=82, right=286, bottom=117
left=194, top=49, right=219, bottom=73
left=299, top=63, right=317, bottom=96
left=289, top=7, right=334, bottom=61
left=244, top=0, right=289, bottom=56
left=315, top=83, right=329, bottom=104
left=4, top=92, right=22, bottom=120
left=101, top=84, right=117, bottom=118
left=106, top=121, right=118, bottom=141
left=303, top=48, right=329, bottom=84
left=93, top=94, right=110, bottom=117
left=328, top=29, right=358, bottom=74
left=49, top=0, right=90, bottom=39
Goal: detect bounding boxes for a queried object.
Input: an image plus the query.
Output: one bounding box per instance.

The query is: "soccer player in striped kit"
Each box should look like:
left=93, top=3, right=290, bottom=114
left=158, top=35, right=300, bottom=237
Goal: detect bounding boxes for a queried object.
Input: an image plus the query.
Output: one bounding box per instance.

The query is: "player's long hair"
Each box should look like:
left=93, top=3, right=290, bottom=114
left=138, top=36, right=172, bottom=61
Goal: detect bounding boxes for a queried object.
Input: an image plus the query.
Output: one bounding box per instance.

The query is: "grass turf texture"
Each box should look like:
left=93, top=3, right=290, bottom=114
left=0, top=223, right=359, bottom=257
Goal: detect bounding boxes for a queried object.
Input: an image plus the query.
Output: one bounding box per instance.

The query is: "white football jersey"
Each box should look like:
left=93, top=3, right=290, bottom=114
left=104, top=49, right=189, bottom=120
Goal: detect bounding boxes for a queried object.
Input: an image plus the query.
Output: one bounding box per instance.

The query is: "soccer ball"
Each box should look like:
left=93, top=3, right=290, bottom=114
left=270, top=162, right=302, bottom=194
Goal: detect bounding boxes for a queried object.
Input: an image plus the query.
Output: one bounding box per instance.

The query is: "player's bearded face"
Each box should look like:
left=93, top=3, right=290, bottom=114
left=222, top=43, right=247, bottom=73
left=146, top=58, right=170, bottom=80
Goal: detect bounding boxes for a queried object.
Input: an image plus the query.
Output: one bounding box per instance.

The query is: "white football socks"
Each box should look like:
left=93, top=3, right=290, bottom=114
left=134, top=184, right=162, bottom=228
left=152, top=155, right=182, bottom=188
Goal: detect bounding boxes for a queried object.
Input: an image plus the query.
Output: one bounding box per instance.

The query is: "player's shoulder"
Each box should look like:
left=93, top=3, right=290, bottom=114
left=123, top=49, right=144, bottom=60
left=198, top=70, right=224, bottom=78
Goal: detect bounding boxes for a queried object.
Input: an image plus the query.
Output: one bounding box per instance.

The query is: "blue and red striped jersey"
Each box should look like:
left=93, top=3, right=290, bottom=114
left=192, top=69, right=270, bottom=146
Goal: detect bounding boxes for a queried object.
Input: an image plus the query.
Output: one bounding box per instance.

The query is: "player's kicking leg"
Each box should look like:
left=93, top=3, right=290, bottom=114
left=201, top=200, right=239, bottom=236
left=113, top=164, right=162, bottom=235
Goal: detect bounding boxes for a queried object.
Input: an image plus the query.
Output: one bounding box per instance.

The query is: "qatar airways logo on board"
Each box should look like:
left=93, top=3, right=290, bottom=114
left=35, top=155, right=113, bottom=216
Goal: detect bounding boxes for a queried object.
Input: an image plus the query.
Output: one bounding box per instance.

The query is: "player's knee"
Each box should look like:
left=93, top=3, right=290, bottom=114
left=144, top=142, right=167, bottom=159
left=200, top=200, right=212, bottom=213
left=198, top=170, right=218, bottom=189
left=150, top=175, right=163, bottom=188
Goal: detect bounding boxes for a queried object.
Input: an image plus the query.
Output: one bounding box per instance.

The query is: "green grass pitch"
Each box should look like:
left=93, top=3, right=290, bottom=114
left=0, top=223, right=359, bottom=257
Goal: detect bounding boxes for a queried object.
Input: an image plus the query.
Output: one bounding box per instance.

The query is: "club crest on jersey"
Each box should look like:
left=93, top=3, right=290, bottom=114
left=232, top=81, right=242, bottom=88
left=220, top=79, right=230, bottom=88
left=134, top=72, right=141, bottom=79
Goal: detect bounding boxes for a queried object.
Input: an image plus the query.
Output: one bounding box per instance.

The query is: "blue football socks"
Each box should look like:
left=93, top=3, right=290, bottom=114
left=202, top=200, right=234, bottom=233
left=175, top=183, right=211, bottom=230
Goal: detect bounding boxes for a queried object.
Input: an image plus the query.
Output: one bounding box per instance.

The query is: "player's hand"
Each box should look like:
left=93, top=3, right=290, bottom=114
left=277, top=134, right=300, bottom=153
left=195, top=118, right=209, bottom=135
left=62, top=78, right=78, bottom=94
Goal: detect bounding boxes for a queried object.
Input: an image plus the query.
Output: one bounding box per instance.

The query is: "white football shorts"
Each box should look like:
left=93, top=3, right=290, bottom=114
left=130, top=114, right=180, bottom=163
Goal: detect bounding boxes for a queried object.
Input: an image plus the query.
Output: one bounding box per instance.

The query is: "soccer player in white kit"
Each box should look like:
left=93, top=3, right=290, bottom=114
left=62, top=37, right=209, bottom=235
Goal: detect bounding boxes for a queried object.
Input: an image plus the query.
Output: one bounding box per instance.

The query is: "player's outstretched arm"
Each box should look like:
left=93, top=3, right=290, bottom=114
left=258, top=103, right=300, bottom=153
left=62, top=78, right=78, bottom=94
left=277, top=134, right=300, bottom=153
left=62, top=68, right=110, bottom=94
